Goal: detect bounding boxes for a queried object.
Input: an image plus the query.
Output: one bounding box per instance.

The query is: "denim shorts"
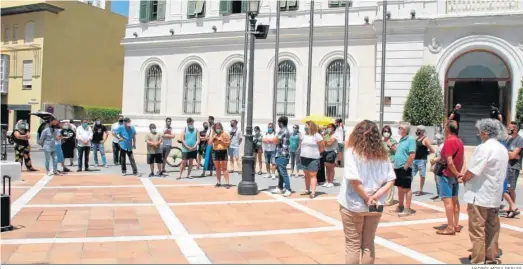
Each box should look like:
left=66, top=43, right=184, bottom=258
left=56, top=144, right=64, bottom=163
left=264, top=151, right=275, bottom=164
left=228, top=147, right=240, bottom=157
left=437, top=175, right=459, bottom=198
left=412, top=159, right=427, bottom=177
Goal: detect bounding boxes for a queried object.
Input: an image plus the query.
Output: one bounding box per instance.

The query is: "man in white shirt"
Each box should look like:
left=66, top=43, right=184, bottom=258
left=76, top=118, right=93, bottom=172
left=460, top=118, right=508, bottom=265
left=228, top=119, right=243, bottom=173
left=111, top=115, right=124, bottom=165
left=262, top=123, right=277, bottom=179
left=335, top=119, right=345, bottom=166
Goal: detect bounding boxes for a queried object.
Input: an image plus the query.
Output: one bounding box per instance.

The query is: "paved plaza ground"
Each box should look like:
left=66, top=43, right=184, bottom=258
left=1, top=150, right=522, bottom=264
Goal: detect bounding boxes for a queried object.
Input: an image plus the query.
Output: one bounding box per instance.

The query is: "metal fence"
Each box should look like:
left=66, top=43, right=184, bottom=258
left=183, top=63, right=203, bottom=115
left=276, top=60, right=296, bottom=117
left=226, top=62, right=244, bottom=115
left=325, top=59, right=350, bottom=119
left=144, top=65, right=162, bottom=114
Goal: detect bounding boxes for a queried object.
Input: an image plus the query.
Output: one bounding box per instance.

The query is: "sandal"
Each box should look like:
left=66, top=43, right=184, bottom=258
left=455, top=226, right=462, bottom=233
left=301, top=191, right=311, bottom=196
left=436, top=228, right=456, bottom=235
left=309, top=193, right=316, bottom=199
left=507, top=209, right=520, bottom=218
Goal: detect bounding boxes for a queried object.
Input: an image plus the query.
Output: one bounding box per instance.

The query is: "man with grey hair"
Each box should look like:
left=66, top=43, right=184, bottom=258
left=390, top=122, right=417, bottom=217
left=412, top=125, right=435, bottom=196
left=460, top=118, right=508, bottom=264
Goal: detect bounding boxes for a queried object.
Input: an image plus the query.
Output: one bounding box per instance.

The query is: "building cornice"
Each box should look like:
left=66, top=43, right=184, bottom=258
left=0, top=3, right=64, bottom=16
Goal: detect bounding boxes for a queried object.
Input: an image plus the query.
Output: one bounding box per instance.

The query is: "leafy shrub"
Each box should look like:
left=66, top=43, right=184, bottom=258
left=516, top=78, right=523, bottom=127
left=402, top=65, right=445, bottom=126
left=74, top=106, right=121, bottom=124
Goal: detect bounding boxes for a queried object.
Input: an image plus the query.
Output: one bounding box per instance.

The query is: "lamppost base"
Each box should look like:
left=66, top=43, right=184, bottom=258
left=238, top=155, right=258, bottom=195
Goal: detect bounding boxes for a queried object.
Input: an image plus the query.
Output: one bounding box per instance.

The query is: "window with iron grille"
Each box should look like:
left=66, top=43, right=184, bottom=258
left=139, top=0, right=166, bottom=23
left=325, top=59, right=350, bottom=118
left=226, top=62, right=244, bottom=115
left=280, top=0, right=299, bottom=11
left=144, top=65, right=162, bottom=114
left=183, top=63, right=203, bottom=115
left=276, top=60, right=296, bottom=117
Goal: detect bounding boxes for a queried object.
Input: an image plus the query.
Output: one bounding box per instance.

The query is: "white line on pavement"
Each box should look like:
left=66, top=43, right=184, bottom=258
left=412, top=200, right=523, bottom=233
left=10, top=175, right=53, bottom=218
left=23, top=203, right=154, bottom=208
left=140, top=177, right=211, bottom=264
left=0, top=235, right=174, bottom=245
left=264, top=191, right=444, bottom=264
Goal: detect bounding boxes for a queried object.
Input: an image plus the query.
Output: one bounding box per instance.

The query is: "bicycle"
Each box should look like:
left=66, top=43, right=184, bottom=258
left=165, top=143, right=205, bottom=168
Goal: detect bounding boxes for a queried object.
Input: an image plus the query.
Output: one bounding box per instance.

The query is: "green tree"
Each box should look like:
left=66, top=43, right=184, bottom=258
left=402, top=65, right=445, bottom=126
left=515, top=78, right=523, bottom=127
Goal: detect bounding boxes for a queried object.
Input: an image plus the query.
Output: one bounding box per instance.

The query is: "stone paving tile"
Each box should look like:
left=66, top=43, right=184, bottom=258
left=196, top=231, right=421, bottom=264
left=47, top=175, right=142, bottom=186
left=9, top=188, right=29, bottom=204
left=29, top=187, right=151, bottom=204
left=1, top=240, right=188, bottom=264
left=12, top=174, right=44, bottom=187
left=150, top=178, right=209, bottom=186
left=173, top=202, right=333, bottom=234
left=297, top=199, right=446, bottom=223
left=377, top=224, right=523, bottom=264
left=160, top=185, right=274, bottom=203
left=1, top=207, right=168, bottom=239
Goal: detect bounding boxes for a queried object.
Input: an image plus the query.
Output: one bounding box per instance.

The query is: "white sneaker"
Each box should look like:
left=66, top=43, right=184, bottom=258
left=264, top=174, right=271, bottom=178
left=327, top=183, right=335, bottom=188
left=322, top=182, right=328, bottom=187
left=283, top=190, right=292, bottom=197
left=271, top=175, right=276, bottom=180
left=271, top=188, right=282, bottom=194
left=47, top=172, right=53, bottom=176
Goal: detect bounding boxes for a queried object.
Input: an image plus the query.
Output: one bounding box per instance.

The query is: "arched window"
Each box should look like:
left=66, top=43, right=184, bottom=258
left=144, top=64, right=162, bottom=114
left=226, top=62, right=244, bottom=115
left=276, top=60, right=296, bottom=117
left=183, top=63, right=202, bottom=114
left=24, top=21, right=35, bottom=44
left=325, top=59, right=350, bottom=118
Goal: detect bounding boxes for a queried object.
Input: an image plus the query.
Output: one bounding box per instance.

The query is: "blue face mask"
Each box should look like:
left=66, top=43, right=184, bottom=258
left=82, top=123, right=88, bottom=128
left=268, top=128, right=273, bottom=133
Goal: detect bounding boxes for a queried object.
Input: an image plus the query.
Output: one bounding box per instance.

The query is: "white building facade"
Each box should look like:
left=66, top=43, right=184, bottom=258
left=121, top=0, right=523, bottom=145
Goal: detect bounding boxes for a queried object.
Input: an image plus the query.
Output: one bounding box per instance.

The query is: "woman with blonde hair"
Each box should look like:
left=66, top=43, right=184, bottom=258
left=338, top=120, right=396, bottom=264
left=211, top=122, right=231, bottom=188
left=299, top=121, right=324, bottom=199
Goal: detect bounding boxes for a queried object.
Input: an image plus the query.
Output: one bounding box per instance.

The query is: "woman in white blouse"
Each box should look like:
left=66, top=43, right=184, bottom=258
left=299, top=121, right=324, bottom=199
left=338, top=120, right=396, bottom=264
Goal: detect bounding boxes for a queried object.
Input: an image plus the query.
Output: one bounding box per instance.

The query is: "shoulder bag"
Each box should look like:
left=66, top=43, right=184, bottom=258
left=433, top=149, right=459, bottom=177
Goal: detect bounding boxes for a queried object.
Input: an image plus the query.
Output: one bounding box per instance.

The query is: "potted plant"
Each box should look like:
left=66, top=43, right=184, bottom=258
left=402, top=65, right=445, bottom=142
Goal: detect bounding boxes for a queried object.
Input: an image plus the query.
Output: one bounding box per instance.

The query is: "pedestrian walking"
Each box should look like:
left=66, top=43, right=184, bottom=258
left=115, top=117, right=139, bottom=176
left=76, top=119, right=93, bottom=172
left=92, top=118, right=109, bottom=168
left=339, top=120, right=396, bottom=264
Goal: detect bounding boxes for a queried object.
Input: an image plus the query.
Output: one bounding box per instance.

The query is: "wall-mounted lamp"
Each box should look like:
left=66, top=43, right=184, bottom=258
left=169, top=29, right=174, bottom=35
left=212, top=25, right=217, bottom=32
left=133, top=32, right=138, bottom=38
left=410, top=10, right=416, bottom=19
left=364, top=16, right=369, bottom=24
left=386, top=11, right=391, bottom=20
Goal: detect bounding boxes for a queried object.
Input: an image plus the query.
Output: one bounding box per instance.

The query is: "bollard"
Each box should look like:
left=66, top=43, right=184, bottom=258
left=1, top=175, right=13, bottom=232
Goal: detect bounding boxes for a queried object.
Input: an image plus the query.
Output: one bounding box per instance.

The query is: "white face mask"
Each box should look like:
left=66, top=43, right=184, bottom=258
left=383, top=132, right=391, bottom=138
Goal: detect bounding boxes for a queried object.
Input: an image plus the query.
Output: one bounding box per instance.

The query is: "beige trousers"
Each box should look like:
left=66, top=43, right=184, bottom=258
left=467, top=204, right=500, bottom=264
left=339, top=205, right=382, bottom=264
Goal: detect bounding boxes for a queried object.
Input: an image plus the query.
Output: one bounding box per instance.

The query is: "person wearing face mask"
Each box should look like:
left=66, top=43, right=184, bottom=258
left=178, top=117, right=200, bottom=179
left=252, top=126, right=264, bottom=175
left=61, top=121, right=76, bottom=167
left=111, top=115, right=124, bottom=165
left=115, top=117, right=139, bottom=176
left=262, top=123, right=277, bottom=179
left=54, top=122, right=68, bottom=173
left=504, top=121, right=522, bottom=218
left=161, top=117, right=174, bottom=173
left=201, top=116, right=216, bottom=177
left=382, top=125, right=398, bottom=206
left=91, top=117, right=109, bottom=168
left=412, top=125, right=435, bottom=196
left=146, top=123, right=163, bottom=177
left=13, top=120, right=37, bottom=171
left=335, top=119, right=346, bottom=167
left=197, top=122, right=209, bottom=170
left=76, top=119, right=93, bottom=172
left=211, top=122, right=231, bottom=188
left=322, top=123, right=338, bottom=188
left=289, top=125, right=302, bottom=177
left=228, top=119, right=243, bottom=174
left=38, top=119, right=61, bottom=176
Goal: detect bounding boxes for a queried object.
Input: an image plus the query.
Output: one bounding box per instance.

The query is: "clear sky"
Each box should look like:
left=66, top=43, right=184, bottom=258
left=111, top=0, right=129, bottom=16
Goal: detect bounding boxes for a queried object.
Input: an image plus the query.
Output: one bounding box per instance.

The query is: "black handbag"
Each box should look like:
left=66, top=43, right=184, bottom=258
left=434, top=150, right=459, bottom=176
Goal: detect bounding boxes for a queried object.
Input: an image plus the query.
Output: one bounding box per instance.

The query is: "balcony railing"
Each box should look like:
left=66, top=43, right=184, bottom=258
left=447, top=0, right=519, bottom=13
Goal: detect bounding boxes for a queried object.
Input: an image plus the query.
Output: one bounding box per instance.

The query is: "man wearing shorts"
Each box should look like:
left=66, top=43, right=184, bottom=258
left=335, top=119, right=345, bottom=167
left=161, top=117, right=174, bottom=173
left=228, top=119, right=243, bottom=173
left=179, top=117, right=199, bottom=179
left=437, top=120, right=464, bottom=235
left=146, top=123, right=163, bottom=177
left=505, top=121, right=522, bottom=217
left=262, top=123, right=277, bottom=179
left=412, top=125, right=435, bottom=196
left=391, top=122, right=416, bottom=217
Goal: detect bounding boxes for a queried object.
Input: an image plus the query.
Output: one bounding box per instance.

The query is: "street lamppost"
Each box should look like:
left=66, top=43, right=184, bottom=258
left=238, top=0, right=269, bottom=195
